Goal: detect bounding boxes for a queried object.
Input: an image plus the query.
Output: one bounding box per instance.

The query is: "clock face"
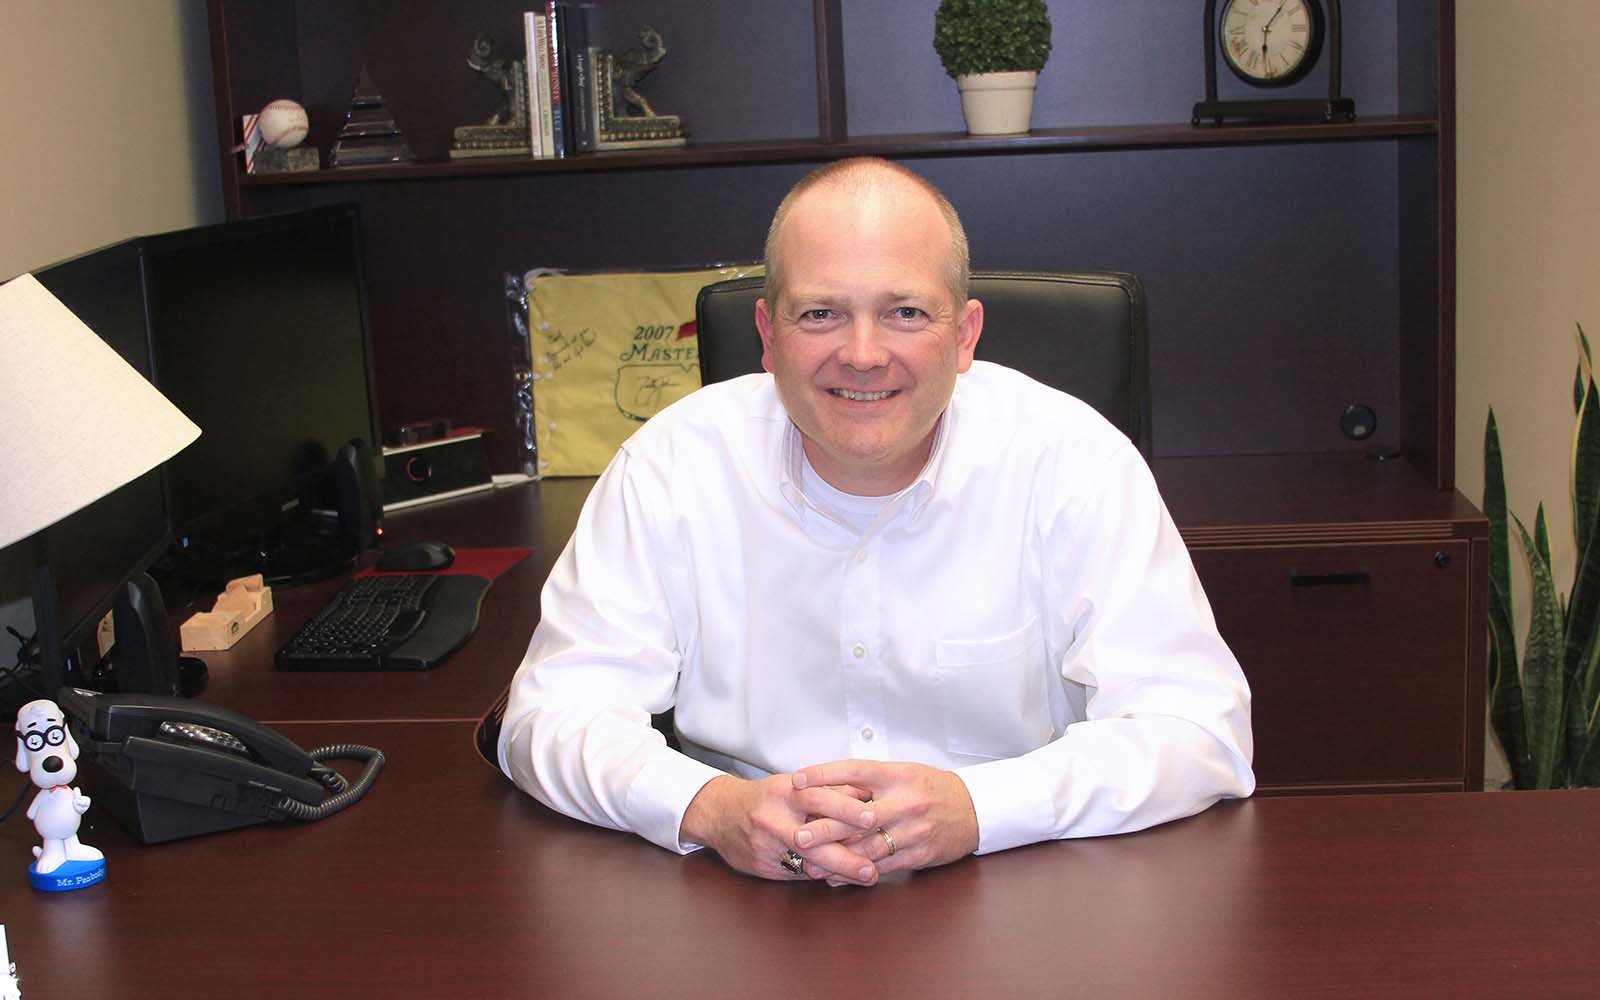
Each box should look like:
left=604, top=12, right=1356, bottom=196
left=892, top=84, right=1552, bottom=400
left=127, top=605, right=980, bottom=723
left=1219, top=0, right=1323, bottom=88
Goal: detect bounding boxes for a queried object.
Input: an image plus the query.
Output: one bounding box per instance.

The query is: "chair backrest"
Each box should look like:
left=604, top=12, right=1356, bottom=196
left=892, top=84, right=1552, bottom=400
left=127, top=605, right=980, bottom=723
left=694, top=270, right=1152, bottom=458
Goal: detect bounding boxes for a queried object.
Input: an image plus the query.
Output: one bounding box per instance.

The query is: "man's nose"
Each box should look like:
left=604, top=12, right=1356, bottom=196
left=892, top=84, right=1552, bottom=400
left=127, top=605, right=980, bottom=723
left=43, top=756, right=64, bottom=773
left=837, top=318, right=889, bottom=370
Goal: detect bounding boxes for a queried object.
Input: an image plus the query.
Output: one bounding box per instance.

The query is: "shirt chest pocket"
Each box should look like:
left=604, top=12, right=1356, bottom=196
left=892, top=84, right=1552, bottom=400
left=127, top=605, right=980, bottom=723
left=934, top=615, right=1053, bottom=760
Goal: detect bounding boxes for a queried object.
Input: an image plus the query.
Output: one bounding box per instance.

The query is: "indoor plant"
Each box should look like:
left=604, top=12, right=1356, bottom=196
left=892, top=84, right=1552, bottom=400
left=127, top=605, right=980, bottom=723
left=1485, top=325, right=1600, bottom=788
left=933, top=0, right=1053, bottom=136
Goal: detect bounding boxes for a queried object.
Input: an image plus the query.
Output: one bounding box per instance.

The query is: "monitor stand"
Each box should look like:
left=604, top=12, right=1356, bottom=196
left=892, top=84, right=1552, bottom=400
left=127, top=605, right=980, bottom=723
left=31, top=568, right=181, bottom=699
left=163, top=439, right=378, bottom=590
left=260, top=522, right=362, bottom=587
left=108, top=573, right=181, bottom=696
left=164, top=519, right=360, bottom=590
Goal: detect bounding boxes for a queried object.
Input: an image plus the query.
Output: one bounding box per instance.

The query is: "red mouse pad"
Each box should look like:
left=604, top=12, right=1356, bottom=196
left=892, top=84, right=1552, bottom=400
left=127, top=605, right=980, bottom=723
left=361, top=547, right=530, bottom=581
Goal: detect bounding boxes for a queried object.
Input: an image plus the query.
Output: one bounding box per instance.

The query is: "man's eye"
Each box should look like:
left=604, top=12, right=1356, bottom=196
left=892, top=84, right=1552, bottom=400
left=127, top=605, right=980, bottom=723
left=892, top=307, right=926, bottom=322
left=799, top=309, right=835, bottom=322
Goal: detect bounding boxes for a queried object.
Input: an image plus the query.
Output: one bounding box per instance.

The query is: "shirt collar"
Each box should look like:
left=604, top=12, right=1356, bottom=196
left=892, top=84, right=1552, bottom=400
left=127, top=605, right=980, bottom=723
left=775, top=381, right=961, bottom=525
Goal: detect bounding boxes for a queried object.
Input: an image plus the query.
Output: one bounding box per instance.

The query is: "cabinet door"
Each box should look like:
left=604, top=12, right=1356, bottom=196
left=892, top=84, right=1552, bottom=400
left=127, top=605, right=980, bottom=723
left=1189, top=540, right=1473, bottom=792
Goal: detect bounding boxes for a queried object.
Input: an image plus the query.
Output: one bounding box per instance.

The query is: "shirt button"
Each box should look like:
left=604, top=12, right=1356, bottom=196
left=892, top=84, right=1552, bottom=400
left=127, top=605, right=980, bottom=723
left=854, top=549, right=868, bottom=563
left=861, top=726, right=875, bottom=741
left=851, top=644, right=865, bottom=659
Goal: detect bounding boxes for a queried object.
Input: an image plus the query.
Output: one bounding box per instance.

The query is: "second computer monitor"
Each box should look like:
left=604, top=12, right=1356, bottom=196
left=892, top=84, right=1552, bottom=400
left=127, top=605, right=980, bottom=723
left=144, top=204, right=381, bottom=582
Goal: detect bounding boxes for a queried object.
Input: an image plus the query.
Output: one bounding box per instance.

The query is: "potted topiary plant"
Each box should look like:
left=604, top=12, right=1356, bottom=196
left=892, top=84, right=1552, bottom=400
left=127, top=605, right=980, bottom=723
left=933, top=0, right=1053, bottom=136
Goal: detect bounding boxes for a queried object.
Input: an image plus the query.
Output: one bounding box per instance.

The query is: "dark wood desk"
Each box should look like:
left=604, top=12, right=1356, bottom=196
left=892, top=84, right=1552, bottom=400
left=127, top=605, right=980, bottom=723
left=2, top=717, right=1595, bottom=998
left=183, top=461, right=1483, bottom=796
left=0, top=478, right=1570, bottom=996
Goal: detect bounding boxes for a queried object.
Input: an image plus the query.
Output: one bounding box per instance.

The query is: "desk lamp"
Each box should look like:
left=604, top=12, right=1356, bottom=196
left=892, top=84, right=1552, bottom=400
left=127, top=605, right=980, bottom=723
left=1, top=272, right=199, bottom=893
left=0, top=272, right=199, bottom=553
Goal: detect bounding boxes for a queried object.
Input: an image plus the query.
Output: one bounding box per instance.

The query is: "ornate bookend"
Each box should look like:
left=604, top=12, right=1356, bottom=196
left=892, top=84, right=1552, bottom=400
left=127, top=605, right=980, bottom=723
left=595, top=26, right=686, bottom=151
left=451, top=33, right=533, bottom=160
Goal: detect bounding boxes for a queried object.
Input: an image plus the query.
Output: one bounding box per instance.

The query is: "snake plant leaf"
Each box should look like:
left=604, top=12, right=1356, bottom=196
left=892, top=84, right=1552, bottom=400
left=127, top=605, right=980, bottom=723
left=1572, top=378, right=1600, bottom=571
left=1567, top=625, right=1600, bottom=781
left=1489, top=591, right=1529, bottom=786
left=1564, top=378, right=1600, bottom=774
left=1580, top=322, right=1593, bottom=369
left=1577, top=364, right=1586, bottom=416
left=1516, top=509, right=1566, bottom=788
left=1485, top=410, right=1513, bottom=625
left=1569, top=674, right=1600, bottom=784
left=1484, top=409, right=1527, bottom=782
left=1573, top=728, right=1600, bottom=786
left=1534, top=502, right=1553, bottom=573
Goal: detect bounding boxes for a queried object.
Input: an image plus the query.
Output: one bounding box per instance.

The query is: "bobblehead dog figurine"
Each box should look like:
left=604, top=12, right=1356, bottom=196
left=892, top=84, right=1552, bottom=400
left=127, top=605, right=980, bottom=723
left=14, top=699, right=105, bottom=892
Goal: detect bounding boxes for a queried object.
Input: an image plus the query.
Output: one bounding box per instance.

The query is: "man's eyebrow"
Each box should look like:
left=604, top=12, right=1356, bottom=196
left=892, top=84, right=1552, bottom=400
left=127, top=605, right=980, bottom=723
left=783, top=294, right=843, bottom=311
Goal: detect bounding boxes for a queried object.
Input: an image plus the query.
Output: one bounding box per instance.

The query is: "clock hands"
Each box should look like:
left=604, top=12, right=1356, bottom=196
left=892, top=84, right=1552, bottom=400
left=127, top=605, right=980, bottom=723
left=1264, top=1, right=1288, bottom=33
left=1261, top=2, right=1288, bottom=68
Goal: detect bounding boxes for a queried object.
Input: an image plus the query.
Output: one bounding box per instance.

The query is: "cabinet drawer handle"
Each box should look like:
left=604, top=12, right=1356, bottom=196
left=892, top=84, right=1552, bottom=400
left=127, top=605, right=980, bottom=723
left=1289, top=570, right=1371, bottom=587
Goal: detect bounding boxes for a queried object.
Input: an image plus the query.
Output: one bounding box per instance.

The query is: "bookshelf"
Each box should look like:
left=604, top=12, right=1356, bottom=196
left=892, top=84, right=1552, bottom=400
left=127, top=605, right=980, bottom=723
left=206, top=0, right=1482, bottom=793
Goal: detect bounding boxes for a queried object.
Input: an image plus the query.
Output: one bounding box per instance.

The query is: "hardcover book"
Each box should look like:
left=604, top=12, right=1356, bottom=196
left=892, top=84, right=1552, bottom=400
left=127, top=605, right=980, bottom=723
left=561, top=5, right=596, bottom=152
left=521, top=12, right=544, bottom=157
left=545, top=2, right=567, bottom=156
left=532, top=13, right=555, bottom=157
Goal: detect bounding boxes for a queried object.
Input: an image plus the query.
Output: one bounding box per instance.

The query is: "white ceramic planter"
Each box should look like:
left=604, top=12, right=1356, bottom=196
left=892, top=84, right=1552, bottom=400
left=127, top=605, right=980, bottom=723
left=956, top=71, right=1038, bottom=136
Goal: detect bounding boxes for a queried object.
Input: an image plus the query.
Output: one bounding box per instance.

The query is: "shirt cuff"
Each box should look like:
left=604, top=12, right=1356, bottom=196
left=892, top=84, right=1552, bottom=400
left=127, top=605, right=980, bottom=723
left=956, top=754, right=1057, bottom=855
left=625, top=751, right=730, bottom=854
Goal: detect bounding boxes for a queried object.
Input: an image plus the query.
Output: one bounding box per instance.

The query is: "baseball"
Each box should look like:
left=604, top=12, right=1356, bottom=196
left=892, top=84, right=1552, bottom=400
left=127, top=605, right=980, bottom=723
left=258, top=99, right=309, bottom=148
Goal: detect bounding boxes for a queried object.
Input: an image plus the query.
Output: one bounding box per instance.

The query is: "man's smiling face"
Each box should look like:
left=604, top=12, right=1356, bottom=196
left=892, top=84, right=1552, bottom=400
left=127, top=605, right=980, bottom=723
left=756, top=175, right=981, bottom=497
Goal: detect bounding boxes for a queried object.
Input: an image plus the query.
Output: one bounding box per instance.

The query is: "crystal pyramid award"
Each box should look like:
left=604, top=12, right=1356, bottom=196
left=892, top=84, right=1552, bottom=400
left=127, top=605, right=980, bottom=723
left=330, top=67, right=417, bottom=167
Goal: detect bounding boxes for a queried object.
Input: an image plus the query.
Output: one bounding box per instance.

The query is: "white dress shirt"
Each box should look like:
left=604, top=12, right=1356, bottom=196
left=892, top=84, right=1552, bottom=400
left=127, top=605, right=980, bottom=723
left=499, top=362, right=1255, bottom=855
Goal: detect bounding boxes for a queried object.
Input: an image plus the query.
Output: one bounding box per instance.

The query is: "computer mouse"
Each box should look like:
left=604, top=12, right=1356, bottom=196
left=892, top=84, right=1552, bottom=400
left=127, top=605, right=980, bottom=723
left=377, top=540, right=456, bottom=573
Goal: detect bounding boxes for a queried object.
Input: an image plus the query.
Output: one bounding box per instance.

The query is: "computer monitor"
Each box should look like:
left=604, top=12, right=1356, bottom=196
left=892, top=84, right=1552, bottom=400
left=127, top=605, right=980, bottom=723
left=25, top=239, right=179, bottom=703
left=143, top=204, right=382, bottom=585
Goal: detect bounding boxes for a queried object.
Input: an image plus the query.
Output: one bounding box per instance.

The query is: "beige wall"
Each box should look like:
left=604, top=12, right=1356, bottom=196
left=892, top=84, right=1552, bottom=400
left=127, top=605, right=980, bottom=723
left=0, top=1, right=222, bottom=278
left=1458, top=1, right=1600, bottom=566
left=0, top=1, right=221, bottom=633
left=1457, top=2, right=1600, bottom=779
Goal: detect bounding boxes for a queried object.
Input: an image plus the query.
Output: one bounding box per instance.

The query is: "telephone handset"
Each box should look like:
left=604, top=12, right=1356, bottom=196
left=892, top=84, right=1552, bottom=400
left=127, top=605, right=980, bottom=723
left=55, top=687, right=384, bottom=845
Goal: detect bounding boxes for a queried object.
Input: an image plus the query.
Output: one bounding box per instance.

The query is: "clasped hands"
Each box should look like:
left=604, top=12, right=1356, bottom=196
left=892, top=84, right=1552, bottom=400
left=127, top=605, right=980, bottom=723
left=680, top=759, right=979, bottom=887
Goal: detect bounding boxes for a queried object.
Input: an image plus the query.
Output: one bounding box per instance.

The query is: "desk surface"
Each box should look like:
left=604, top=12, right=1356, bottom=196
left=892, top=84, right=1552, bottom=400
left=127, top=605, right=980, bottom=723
left=3, top=479, right=1559, bottom=998
left=2, top=718, right=1596, bottom=999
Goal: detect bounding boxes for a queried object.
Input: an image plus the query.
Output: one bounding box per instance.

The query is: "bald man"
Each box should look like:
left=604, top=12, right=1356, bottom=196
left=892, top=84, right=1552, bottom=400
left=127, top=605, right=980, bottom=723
left=499, top=158, right=1253, bottom=887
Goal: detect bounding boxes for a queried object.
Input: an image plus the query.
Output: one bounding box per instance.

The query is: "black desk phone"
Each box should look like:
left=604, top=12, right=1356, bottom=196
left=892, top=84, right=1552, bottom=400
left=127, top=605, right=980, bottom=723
left=56, top=687, right=385, bottom=845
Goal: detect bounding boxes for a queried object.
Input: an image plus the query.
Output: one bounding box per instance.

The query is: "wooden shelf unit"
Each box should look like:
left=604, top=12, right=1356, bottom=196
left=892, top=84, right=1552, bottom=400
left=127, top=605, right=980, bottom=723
left=205, top=0, right=1480, bottom=793
left=232, top=115, right=1442, bottom=187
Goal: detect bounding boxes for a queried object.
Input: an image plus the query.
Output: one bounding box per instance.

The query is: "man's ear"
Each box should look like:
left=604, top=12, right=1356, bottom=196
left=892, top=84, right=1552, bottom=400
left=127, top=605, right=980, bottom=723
left=754, top=297, right=777, bottom=374
left=955, top=298, right=984, bottom=373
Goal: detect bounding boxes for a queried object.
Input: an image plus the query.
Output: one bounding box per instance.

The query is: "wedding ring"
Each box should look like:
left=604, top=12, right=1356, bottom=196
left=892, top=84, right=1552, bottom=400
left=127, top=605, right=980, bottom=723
left=877, top=827, right=897, bottom=856
left=779, top=849, right=805, bottom=876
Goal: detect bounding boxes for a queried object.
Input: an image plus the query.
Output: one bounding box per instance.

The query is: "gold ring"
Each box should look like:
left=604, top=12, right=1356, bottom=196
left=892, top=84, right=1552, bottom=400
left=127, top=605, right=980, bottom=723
left=878, top=827, right=896, bottom=856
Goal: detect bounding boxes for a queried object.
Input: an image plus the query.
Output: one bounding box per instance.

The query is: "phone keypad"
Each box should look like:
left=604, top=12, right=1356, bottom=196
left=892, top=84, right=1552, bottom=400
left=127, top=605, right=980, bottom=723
left=160, top=720, right=249, bottom=757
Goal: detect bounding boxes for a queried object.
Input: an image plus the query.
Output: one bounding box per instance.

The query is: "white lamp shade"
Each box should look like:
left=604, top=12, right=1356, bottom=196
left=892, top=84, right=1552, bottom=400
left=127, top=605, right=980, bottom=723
left=0, top=273, right=201, bottom=552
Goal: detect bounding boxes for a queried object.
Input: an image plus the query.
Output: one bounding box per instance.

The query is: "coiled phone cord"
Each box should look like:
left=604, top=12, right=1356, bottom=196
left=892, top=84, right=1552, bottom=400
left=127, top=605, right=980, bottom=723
left=275, top=743, right=386, bottom=822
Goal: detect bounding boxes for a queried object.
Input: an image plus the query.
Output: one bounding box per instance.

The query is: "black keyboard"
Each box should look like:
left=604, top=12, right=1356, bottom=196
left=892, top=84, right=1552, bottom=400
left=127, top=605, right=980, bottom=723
left=275, top=573, right=491, bottom=671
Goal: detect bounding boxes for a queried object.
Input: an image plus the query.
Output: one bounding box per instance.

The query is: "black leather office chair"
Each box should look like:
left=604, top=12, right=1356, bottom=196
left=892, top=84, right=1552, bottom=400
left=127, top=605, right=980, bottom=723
left=694, top=270, right=1152, bottom=458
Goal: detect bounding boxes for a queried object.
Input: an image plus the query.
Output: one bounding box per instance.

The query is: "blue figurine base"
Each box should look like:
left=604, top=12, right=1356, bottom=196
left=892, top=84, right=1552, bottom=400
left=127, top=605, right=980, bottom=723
left=29, top=857, right=106, bottom=892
